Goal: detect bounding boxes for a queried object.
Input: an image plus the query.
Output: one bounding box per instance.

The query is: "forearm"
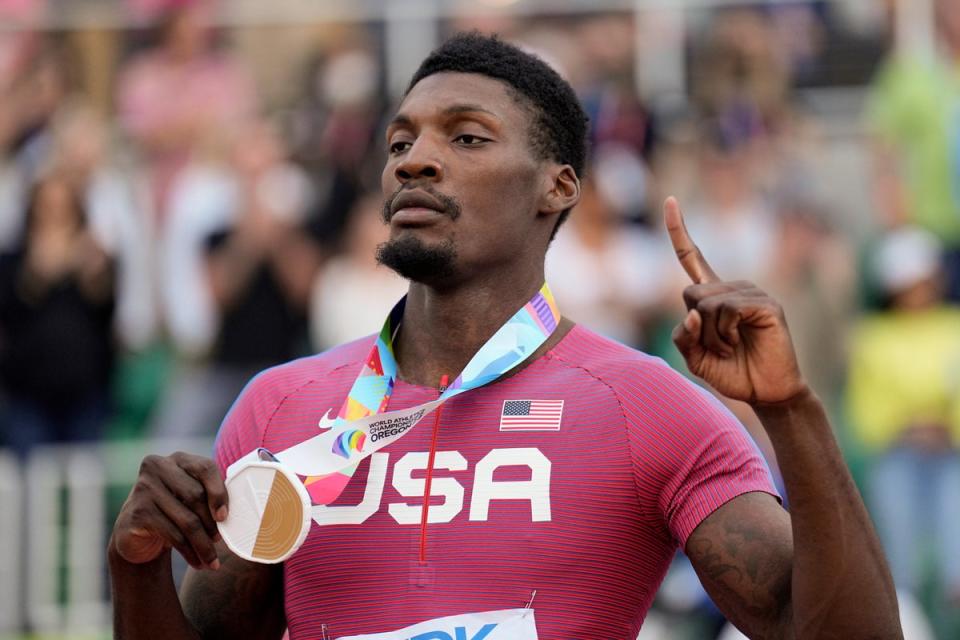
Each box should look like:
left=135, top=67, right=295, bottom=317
left=108, top=539, right=201, bottom=640
left=755, top=389, right=900, bottom=638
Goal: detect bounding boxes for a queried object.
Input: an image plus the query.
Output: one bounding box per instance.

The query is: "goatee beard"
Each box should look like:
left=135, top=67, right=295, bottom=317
left=376, top=234, right=458, bottom=284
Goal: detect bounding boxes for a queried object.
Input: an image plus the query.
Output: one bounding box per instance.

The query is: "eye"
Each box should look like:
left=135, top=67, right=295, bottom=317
left=389, top=140, right=411, bottom=155
left=454, top=134, right=489, bottom=146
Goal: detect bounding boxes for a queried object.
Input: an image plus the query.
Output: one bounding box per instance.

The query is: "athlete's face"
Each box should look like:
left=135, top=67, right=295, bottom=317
left=379, top=72, right=571, bottom=287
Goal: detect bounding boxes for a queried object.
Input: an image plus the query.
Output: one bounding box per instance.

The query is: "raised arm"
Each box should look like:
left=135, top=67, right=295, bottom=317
left=109, top=452, right=286, bottom=640
left=663, top=197, right=901, bottom=639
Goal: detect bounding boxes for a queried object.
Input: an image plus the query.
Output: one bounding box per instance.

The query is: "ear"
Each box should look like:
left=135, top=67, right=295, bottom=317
left=538, top=164, right=581, bottom=218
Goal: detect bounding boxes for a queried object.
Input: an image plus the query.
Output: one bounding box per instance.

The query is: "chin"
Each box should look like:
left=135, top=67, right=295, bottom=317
left=375, top=235, right=458, bottom=285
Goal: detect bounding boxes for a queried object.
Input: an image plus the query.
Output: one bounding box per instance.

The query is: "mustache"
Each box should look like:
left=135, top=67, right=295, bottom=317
left=382, top=186, right=462, bottom=223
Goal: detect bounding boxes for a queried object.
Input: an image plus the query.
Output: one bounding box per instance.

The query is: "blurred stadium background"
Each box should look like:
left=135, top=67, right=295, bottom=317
left=0, top=0, right=957, bottom=638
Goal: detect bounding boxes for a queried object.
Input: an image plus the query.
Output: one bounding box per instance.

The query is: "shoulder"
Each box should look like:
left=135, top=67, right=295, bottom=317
left=551, top=324, right=713, bottom=410
left=214, top=336, right=372, bottom=466
left=549, top=324, right=755, bottom=457
left=242, top=336, right=374, bottom=404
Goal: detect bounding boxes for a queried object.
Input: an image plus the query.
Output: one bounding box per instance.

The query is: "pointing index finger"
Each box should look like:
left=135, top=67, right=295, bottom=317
left=664, top=196, right=720, bottom=284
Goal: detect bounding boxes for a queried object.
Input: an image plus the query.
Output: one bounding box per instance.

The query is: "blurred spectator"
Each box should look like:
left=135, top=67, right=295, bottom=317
left=0, top=39, right=70, bottom=180
left=574, top=15, right=658, bottom=164
left=0, top=37, right=72, bottom=250
left=116, top=2, right=256, bottom=221
left=0, top=174, right=115, bottom=456
left=547, top=146, right=668, bottom=349
left=50, top=102, right=158, bottom=351
left=767, top=3, right=826, bottom=84
left=765, top=196, right=856, bottom=406
left=291, top=47, right=385, bottom=248
left=679, top=121, right=778, bottom=284
left=310, top=191, right=408, bottom=351
left=690, top=8, right=791, bottom=141
left=0, top=0, right=44, bottom=22
left=867, top=0, right=960, bottom=300
left=152, top=118, right=319, bottom=438
left=847, top=227, right=960, bottom=606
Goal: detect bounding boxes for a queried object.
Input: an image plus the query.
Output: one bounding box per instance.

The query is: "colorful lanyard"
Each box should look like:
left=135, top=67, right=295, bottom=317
left=227, top=283, right=561, bottom=506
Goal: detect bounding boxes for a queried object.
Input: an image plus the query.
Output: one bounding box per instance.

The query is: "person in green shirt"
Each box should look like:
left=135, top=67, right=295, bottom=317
left=868, top=0, right=960, bottom=300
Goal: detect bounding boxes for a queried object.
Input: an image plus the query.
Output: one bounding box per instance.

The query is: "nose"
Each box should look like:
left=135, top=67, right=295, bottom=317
left=394, top=138, right=443, bottom=184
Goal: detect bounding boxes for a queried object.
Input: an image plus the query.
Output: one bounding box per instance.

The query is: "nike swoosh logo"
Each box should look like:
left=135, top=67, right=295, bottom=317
left=318, top=409, right=338, bottom=432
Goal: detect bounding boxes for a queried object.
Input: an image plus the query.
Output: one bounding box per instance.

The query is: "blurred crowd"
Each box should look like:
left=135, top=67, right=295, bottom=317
left=0, top=0, right=958, bottom=637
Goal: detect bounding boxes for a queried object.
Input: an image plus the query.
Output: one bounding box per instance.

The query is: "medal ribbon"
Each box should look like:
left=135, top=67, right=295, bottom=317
left=227, top=283, right=561, bottom=505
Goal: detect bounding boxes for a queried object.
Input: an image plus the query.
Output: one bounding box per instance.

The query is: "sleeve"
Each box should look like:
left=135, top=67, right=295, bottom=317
left=623, top=358, right=779, bottom=549
left=213, top=370, right=280, bottom=478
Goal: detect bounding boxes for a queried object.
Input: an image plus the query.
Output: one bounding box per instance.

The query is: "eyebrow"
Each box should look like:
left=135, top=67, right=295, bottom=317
left=442, top=104, right=500, bottom=119
left=388, top=104, right=502, bottom=129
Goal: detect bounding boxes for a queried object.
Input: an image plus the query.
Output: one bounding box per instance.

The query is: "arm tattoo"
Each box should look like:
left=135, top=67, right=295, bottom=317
left=686, top=492, right=794, bottom=639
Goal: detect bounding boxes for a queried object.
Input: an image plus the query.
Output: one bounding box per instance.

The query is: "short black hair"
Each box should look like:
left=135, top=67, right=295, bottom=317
left=407, top=32, right=589, bottom=235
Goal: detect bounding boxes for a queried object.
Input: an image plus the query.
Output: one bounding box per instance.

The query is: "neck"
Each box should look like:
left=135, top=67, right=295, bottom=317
left=394, top=268, right=547, bottom=387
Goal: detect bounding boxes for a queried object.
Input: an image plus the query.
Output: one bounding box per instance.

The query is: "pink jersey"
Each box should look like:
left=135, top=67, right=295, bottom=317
left=214, top=325, right=777, bottom=639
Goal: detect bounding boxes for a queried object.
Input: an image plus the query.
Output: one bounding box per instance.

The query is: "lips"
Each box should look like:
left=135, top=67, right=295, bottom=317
left=390, top=190, right=448, bottom=226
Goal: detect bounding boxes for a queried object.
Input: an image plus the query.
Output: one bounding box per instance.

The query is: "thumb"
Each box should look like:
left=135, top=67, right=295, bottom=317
left=671, top=309, right=703, bottom=358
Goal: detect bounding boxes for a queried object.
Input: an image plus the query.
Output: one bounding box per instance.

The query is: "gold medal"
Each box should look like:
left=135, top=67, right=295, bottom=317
left=218, top=460, right=311, bottom=563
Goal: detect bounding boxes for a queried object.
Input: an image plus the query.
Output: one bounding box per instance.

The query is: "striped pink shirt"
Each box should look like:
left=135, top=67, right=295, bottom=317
left=214, top=324, right=776, bottom=639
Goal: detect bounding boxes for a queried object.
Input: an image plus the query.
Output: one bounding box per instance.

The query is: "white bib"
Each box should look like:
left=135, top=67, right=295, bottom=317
left=335, top=608, right=538, bottom=640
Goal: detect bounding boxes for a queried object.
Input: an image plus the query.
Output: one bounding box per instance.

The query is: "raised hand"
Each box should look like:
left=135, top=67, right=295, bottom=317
left=112, top=452, right=229, bottom=570
left=664, top=197, right=807, bottom=405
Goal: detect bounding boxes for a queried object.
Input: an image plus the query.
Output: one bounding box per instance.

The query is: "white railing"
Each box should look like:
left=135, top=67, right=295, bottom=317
left=0, top=438, right=213, bottom=637
left=0, top=450, right=22, bottom=634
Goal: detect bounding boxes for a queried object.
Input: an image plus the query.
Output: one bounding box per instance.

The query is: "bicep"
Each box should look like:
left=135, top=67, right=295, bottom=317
left=685, top=491, right=794, bottom=640
left=180, top=541, right=286, bottom=640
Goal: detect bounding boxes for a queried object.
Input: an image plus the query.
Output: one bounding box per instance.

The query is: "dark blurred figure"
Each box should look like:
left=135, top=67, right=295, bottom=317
left=690, top=8, right=791, bottom=142
left=52, top=102, right=157, bottom=351
left=0, top=174, right=115, bottom=457
left=290, top=47, right=385, bottom=248
left=205, top=120, right=319, bottom=374
left=575, top=15, right=658, bottom=166
left=152, top=118, right=319, bottom=438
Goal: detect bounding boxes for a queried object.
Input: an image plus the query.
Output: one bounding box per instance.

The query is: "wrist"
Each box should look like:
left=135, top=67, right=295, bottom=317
left=108, top=533, right=171, bottom=575
left=752, top=385, right=828, bottom=435
left=750, top=382, right=814, bottom=411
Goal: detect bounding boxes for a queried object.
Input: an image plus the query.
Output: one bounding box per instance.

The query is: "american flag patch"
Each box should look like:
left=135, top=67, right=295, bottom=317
left=499, top=399, right=564, bottom=431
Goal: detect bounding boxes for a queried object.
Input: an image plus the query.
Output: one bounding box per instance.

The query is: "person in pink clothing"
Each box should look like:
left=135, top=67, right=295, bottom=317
left=116, top=1, right=256, bottom=220
left=108, top=33, right=900, bottom=639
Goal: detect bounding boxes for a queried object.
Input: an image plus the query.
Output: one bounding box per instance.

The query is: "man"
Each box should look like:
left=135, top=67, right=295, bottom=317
left=110, top=33, right=901, bottom=639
